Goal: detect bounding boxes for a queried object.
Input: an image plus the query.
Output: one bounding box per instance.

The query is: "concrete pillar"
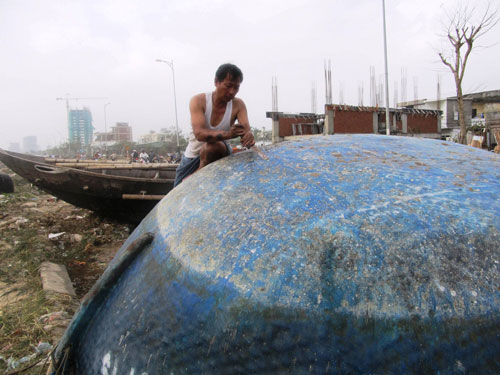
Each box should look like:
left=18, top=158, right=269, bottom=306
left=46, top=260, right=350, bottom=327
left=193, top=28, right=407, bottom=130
left=324, top=108, right=334, bottom=135
left=372, top=112, right=378, bottom=133
left=402, top=113, right=408, bottom=134
left=437, top=114, right=441, bottom=134
left=271, top=118, right=281, bottom=144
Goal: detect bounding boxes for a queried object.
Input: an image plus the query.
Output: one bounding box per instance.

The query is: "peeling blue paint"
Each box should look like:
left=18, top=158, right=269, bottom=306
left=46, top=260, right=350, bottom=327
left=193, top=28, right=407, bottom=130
left=60, top=135, right=499, bottom=374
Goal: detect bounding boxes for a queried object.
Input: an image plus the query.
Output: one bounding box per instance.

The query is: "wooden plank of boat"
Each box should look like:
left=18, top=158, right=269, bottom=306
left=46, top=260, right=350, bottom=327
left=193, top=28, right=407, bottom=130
left=45, top=158, right=130, bottom=164
left=54, top=162, right=178, bottom=169
left=122, top=194, right=165, bottom=200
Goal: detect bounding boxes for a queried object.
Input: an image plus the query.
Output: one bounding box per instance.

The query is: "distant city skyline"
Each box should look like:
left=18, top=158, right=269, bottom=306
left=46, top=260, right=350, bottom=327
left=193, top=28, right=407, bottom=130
left=7, top=136, right=39, bottom=153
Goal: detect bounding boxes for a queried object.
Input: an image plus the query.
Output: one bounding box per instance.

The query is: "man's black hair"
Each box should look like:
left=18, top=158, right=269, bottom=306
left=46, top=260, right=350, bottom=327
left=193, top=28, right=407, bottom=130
left=215, top=63, right=243, bottom=83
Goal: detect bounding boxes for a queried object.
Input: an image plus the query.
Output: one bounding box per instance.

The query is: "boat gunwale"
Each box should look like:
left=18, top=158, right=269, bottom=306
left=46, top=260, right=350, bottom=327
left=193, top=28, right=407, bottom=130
left=0, top=149, right=175, bottom=184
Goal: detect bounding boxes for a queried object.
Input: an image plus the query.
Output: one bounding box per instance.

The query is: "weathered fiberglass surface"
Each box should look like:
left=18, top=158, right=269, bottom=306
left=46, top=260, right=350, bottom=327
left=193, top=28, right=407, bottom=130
left=66, top=135, right=500, bottom=374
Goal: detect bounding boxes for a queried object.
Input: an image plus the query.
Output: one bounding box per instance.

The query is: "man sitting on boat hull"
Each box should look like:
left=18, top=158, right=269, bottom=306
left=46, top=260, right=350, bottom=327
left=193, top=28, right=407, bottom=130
left=174, top=63, right=255, bottom=187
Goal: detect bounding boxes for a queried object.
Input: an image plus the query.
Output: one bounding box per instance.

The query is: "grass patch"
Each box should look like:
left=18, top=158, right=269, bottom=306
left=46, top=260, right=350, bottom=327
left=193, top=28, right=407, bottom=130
left=0, top=290, right=53, bottom=361
left=0, top=228, right=43, bottom=286
left=0, top=166, right=128, bottom=373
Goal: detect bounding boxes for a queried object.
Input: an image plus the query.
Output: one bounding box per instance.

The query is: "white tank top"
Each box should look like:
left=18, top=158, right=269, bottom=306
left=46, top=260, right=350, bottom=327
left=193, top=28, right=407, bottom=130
left=184, top=92, right=233, bottom=158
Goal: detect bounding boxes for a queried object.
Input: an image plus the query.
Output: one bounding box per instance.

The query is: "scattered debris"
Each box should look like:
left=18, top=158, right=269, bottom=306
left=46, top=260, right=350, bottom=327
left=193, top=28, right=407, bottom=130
left=38, top=311, right=70, bottom=324
left=21, top=202, right=38, bottom=208
left=70, top=233, right=83, bottom=243
left=48, top=232, right=66, bottom=240
left=0, top=217, right=17, bottom=228
left=0, top=161, right=129, bottom=373
left=6, top=353, right=37, bottom=370
left=40, top=262, right=77, bottom=296
left=35, top=342, right=52, bottom=354
left=15, top=217, right=29, bottom=225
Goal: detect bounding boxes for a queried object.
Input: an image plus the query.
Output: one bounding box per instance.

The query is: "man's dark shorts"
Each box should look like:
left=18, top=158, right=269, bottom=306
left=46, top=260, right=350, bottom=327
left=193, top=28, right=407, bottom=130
left=174, top=141, right=232, bottom=187
left=173, top=155, right=200, bottom=187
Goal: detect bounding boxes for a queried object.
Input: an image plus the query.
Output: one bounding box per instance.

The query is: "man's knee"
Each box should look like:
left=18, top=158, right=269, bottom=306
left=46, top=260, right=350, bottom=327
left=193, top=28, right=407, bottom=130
left=200, top=142, right=228, bottom=165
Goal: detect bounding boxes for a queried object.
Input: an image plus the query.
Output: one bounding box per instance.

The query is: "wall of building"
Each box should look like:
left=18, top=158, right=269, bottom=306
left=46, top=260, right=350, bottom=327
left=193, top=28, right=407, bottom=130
left=69, top=108, right=93, bottom=146
left=333, top=110, right=373, bottom=133
left=445, top=98, right=472, bottom=128
left=278, top=116, right=317, bottom=137
left=377, top=112, right=404, bottom=132
left=485, top=103, right=500, bottom=138
left=327, top=105, right=439, bottom=135
left=412, top=99, right=447, bottom=129
left=484, top=103, right=500, bottom=115
left=8, top=143, right=20, bottom=152
left=112, top=123, right=133, bottom=142
left=406, top=113, right=439, bottom=134
left=139, top=131, right=172, bottom=144
left=93, top=122, right=132, bottom=146
left=269, top=107, right=440, bottom=143
left=22, top=136, right=38, bottom=152
left=472, top=102, right=486, bottom=118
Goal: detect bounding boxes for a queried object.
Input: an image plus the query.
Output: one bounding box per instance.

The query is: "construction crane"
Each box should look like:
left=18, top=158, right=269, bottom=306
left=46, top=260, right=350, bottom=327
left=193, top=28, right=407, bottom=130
left=56, top=94, right=108, bottom=115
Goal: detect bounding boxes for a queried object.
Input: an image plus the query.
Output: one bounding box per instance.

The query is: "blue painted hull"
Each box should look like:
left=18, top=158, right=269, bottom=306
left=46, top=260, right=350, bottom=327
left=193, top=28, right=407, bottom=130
left=56, top=135, right=500, bottom=374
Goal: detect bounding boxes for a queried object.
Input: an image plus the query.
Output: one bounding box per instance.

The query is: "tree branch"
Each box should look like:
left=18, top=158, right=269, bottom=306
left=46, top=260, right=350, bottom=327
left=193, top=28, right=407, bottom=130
left=438, top=53, right=455, bottom=74
left=437, top=2, right=499, bottom=145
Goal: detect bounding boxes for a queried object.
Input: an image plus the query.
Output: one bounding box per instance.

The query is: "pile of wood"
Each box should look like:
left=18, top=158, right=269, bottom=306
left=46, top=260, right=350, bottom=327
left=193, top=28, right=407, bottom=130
left=44, top=158, right=178, bottom=170
left=53, top=162, right=177, bottom=170
left=45, top=158, right=129, bottom=164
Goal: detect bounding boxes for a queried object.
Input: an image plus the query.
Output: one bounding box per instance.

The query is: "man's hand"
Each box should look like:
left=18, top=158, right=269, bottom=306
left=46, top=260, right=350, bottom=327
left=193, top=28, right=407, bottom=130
left=240, top=130, right=255, bottom=148
left=229, top=123, right=246, bottom=139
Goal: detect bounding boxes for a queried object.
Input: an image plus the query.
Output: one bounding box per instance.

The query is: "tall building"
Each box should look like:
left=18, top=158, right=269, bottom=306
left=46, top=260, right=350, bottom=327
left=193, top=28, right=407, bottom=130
left=8, top=142, right=20, bottom=152
left=111, top=122, right=133, bottom=142
left=138, top=129, right=173, bottom=144
left=69, top=108, right=93, bottom=146
left=93, top=122, right=133, bottom=147
left=22, top=136, right=38, bottom=153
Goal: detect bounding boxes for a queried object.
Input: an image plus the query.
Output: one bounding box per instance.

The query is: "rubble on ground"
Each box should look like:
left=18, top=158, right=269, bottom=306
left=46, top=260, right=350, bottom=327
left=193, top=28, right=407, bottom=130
left=0, top=162, right=131, bottom=373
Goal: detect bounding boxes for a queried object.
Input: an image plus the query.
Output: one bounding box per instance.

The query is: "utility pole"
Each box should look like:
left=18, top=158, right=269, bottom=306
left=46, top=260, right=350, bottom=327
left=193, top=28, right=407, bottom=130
left=382, top=0, right=391, bottom=135
left=104, top=102, right=111, bottom=153
left=156, top=59, right=180, bottom=154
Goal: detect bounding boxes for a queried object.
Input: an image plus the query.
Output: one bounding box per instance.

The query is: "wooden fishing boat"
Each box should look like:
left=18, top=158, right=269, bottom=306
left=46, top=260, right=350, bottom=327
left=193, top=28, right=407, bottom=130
left=0, top=149, right=177, bottom=224
left=52, top=135, right=500, bottom=374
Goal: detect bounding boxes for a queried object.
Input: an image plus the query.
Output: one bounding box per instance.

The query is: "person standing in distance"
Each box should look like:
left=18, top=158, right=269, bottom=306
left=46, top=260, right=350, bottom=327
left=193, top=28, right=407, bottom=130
left=174, top=63, right=255, bottom=187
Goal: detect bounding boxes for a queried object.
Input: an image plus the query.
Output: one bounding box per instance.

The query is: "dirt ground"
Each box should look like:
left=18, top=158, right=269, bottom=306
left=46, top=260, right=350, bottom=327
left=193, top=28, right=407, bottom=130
left=0, top=163, right=131, bottom=374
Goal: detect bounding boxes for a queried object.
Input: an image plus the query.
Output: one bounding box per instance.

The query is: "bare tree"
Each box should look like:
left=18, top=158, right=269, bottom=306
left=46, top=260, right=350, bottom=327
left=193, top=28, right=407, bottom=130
left=438, top=3, right=498, bottom=144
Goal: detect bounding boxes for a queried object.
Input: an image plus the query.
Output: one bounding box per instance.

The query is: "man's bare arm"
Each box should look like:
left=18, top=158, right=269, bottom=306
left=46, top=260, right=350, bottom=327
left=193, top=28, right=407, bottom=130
left=190, top=95, right=243, bottom=143
left=235, top=99, right=255, bottom=148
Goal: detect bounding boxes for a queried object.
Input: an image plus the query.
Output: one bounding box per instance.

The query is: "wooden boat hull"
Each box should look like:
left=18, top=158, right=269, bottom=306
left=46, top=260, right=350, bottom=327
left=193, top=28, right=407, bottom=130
left=0, top=149, right=175, bottom=224
left=55, top=135, right=500, bottom=374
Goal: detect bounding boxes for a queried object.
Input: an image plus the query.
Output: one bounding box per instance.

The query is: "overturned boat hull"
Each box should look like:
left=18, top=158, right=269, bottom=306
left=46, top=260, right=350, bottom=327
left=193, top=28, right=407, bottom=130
left=55, top=135, right=500, bottom=374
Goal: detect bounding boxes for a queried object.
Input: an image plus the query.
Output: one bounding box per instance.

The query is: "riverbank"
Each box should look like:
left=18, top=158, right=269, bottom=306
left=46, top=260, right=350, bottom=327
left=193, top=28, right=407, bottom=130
left=0, top=162, right=130, bottom=374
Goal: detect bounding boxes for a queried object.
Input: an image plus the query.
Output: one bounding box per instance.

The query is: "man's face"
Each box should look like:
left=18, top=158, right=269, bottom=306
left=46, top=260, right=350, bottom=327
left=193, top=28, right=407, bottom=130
left=215, top=74, right=241, bottom=102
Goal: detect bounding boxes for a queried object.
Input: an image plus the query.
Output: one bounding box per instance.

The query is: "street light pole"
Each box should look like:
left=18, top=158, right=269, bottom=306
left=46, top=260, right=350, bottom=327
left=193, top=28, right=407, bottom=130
left=382, top=0, right=391, bottom=136
left=104, top=102, right=111, bottom=153
left=156, top=59, right=180, bottom=154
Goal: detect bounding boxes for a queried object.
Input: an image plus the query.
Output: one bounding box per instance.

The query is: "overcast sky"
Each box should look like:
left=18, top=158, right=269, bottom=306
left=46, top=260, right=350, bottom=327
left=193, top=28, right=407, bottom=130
left=1, top=0, right=499, bottom=150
